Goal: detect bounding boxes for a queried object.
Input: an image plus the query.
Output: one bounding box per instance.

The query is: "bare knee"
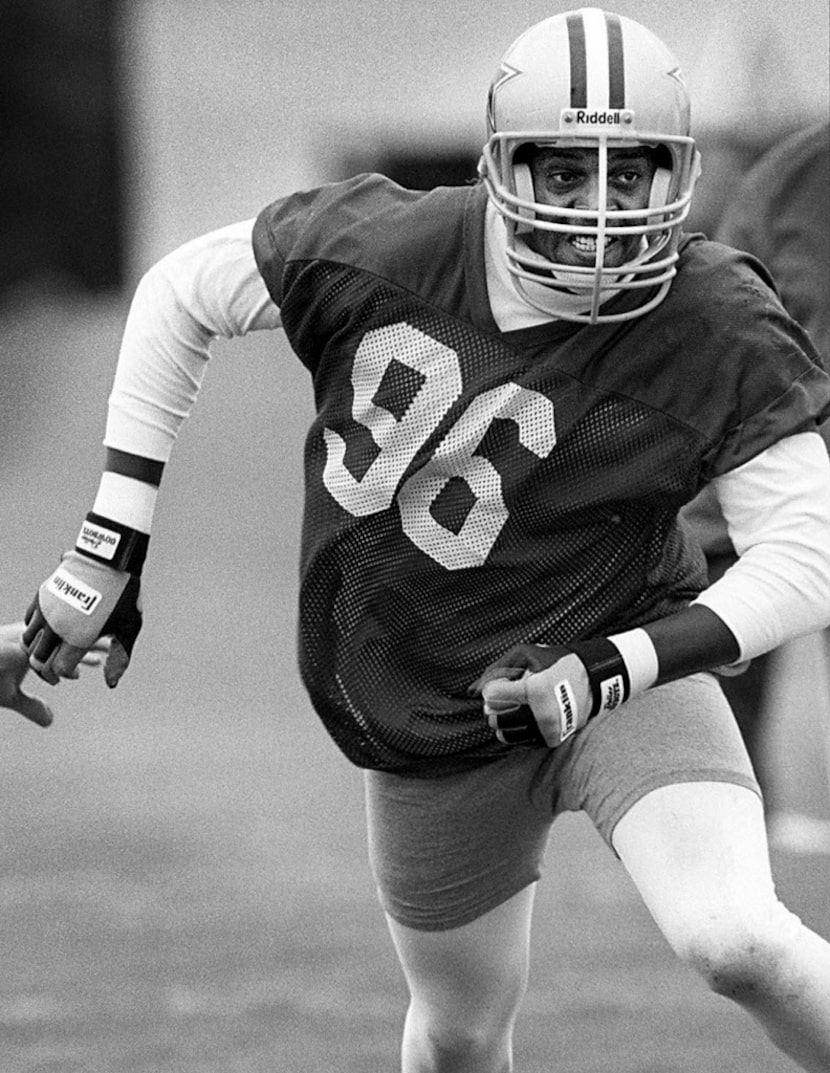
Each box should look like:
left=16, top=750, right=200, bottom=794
left=691, top=934, right=786, bottom=1002
left=673, top=901, right=802, bottom=1004
left=405, top=974, right=525, bottom=1071
left=411, top=1012, right=512, bottom=1069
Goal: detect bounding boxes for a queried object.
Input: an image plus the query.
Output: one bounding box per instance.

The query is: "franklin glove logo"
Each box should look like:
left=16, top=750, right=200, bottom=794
left=555, top=679, right=578, bottom=740
left=47, top=568, right=102, bottom=615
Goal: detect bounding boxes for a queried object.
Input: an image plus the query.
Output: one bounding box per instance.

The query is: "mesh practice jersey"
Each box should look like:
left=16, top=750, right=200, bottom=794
left=252, top=174, right=830, bottom=774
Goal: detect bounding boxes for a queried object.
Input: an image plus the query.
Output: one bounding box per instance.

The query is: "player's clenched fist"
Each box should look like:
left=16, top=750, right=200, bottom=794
left=473, top=635, right=641, bottom=748
left=22, top=513, right=147, bottom=688
left=472, top=643, right=592, bottom=748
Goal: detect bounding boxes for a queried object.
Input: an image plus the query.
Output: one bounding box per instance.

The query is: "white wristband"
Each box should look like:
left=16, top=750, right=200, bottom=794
left=606, top=628, right=659, bottom=698
left=92, top=471, right=157, bottom=534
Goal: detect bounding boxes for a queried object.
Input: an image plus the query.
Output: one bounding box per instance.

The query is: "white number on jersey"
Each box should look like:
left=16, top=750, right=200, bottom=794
left=323, top=322, right=557, bottom=569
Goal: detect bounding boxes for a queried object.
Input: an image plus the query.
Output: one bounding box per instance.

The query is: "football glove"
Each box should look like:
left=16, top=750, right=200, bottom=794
left=473, top=638, right=633, bottom=748
left=23, top=512, right=147, bottom=688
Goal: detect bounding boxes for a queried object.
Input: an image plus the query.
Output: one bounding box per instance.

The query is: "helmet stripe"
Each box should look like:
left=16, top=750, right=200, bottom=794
left=566, top=11, right=588, bottom=108
left=605, top=13, right=626, bottom=109
left=567, top=9, right=626, bottom=112
left=583, top=8, right=610, bottom=109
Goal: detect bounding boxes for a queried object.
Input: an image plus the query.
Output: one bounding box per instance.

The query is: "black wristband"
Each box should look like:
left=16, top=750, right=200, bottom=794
left=75, top=512, right=149, bottom=575
left=565, top=637, right=630, bottom=719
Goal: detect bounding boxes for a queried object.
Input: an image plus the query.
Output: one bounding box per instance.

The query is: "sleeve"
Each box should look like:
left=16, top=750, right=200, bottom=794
left=693, top=431, right=830, bottom=659
left=698, top=289, right=830, bottom=480
left=104, top=219, right=281, bottom=463
left=252, top=182, right=349, bottom=306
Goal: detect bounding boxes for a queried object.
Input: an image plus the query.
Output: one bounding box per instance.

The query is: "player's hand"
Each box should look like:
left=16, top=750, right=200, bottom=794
left=22, top=551, right=143, bottom=689
left=0, top=623, right=110, bottom=727
left=471, top=643, right=592, bottom=747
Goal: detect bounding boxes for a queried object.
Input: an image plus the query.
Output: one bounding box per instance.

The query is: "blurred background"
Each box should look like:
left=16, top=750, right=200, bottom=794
left=1, top=0, right=829, bottom=290
left=0, top=2, right=828, bottom=1070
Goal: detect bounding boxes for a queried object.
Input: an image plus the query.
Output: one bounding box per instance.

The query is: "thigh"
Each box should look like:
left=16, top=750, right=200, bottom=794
left=386, top=883, right=536, bottom=1019
left=611, top=780, right=785, bottom=960
left=364, top=751, right=555, bottom=932
left=553, top=671, right=761, bottom=848
left=614, top=780, right=773, bottom=920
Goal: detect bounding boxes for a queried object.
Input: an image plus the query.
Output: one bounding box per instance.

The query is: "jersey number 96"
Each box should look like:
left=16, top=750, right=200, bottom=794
left=323, top=322, right=557, bottom=570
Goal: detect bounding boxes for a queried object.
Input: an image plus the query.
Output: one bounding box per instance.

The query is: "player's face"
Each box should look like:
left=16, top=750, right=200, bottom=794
left=525, top=146, right=657, bottom=268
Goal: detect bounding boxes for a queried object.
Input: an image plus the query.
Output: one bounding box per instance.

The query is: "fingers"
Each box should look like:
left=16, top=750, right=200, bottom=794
left=78, top=637, right=111, bottom=669
left=99, top=577, right=142, bottom=688
left=22, top=600, right=47, bottom=648
left=480, top=661, right=585, bottom=748
left=104, top=638, right=131, bottom=689
left=51, top=643, right=94, bottom=680
left=25, top=608, right=133, bottom=689
left=22, top=597, right=104, bottom=683
left=469, top=663, right=527, bottom=695
left=469, top=643, right=572, bottom=696
left=23, top=601, right=63, bottom=676
left=25, top=630, right=62, bottom=684
left=481, top=675, right=528, bottom=716
left=481, top=678, right=546, bottom=746
left=481, top=676, right=545, bottom=745
left=489, top=705, right=546, bottom=746
left=8, top=689, right=54, bottom=728
left=8, top=633, right=114, bottom=729
left=63, top=639, right=111, bottom=677
left=26, top=629, right=89, bottom=685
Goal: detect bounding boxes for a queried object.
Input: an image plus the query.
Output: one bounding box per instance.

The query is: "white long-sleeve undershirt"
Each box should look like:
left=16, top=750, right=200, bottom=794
left=694, top=432, right=830, bottom=658
left=105, top=219, right=278, bottom=462
left=102, top=218, right=830, bottom=660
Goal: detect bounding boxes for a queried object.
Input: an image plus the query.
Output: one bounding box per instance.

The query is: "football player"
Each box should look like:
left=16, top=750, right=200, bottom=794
left=19, top=9, right=830, bottom=1071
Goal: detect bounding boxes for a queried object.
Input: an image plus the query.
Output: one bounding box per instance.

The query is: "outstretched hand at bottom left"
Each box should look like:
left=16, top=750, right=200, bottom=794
left=0, top=622, right=109, bottom=728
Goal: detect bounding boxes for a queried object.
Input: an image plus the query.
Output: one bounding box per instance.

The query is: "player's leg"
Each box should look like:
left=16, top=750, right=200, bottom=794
left=555, top=672, right=830, bottom=1071
left=613, top=780, right=830, bottom=1072
left=364, top=754, right=555, bottom=1073
left=386, top=884, right=535, bottom=1073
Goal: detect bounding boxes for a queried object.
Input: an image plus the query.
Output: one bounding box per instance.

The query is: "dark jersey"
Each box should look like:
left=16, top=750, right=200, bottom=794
left=252, top=174, right=830, bottom=774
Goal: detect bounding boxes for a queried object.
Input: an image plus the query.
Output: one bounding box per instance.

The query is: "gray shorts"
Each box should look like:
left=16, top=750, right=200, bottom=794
left=365, top=673, right=760, bottom=931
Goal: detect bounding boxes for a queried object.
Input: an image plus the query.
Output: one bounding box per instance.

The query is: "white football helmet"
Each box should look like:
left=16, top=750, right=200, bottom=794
left=480, top=7, right=700, bottom=323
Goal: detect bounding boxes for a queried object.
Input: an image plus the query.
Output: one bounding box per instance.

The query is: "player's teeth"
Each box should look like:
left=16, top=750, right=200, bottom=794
left=571, top=236, right=613, bottom=251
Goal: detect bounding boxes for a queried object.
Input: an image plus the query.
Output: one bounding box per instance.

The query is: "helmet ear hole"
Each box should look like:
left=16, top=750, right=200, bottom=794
left=649, top=167, right=672, bottom=209
left=514, top=162, right=535, bottom=233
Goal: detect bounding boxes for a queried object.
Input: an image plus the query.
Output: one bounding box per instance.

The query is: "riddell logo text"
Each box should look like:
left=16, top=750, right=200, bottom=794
left=575, top=110, right=622, bottom=124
